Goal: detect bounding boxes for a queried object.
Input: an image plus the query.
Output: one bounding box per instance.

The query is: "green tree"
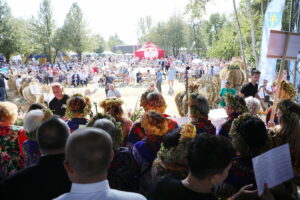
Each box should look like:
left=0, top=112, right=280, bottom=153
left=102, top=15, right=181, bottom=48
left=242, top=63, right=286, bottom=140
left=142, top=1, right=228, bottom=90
left=147, top=22, right=170, bottom=55
left=204, top=13, right=226, bottom=46
left=63, top=2, right=89, bottom=61
left=166, top=15, right=186, bottom=57
left=31, top=0, right=55, bottom=63
left=207, top=23, right=240, bottom=60
left=106, top=33, right=124, bottom=51
left=89, top=34, right=106, bottom=53
left=0, top=1, right=26, bottom=63
left=246, top=0, right=259, bottom=67
left=0, top=17, right=25, bottom=62
left=137, top=16, right=152, bottom=44
left=232, top=0, right=247, bottom=72
left=51, top=27, right=69, bottom=63
left=185, top=0, right=211, bottom=20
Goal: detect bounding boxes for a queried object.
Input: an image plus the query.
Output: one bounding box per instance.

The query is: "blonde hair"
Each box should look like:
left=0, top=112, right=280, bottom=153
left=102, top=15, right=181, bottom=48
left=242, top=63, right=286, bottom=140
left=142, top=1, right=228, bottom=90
left=0, top=102, right=18, bottom=124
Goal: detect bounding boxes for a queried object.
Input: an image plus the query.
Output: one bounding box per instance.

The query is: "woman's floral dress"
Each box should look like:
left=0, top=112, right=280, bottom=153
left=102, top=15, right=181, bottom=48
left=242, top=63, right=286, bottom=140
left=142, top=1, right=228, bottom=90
left=0, top=125, right=24, bottom=178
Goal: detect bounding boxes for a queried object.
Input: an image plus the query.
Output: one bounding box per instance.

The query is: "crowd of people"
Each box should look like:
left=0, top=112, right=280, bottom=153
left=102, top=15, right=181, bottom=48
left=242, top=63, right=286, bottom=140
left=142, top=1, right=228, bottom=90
left=0, top=55, right=225, bottom=102
left=0, top=72, right=298, bottom=200
left=0, top=55, right=300, bottom=200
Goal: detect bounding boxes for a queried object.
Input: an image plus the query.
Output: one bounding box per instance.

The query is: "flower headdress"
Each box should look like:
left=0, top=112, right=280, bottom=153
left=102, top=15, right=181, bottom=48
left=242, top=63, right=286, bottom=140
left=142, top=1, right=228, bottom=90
left=99, top=98, right=124, bottom=112
left=158, top=123, right=196, bottom=166
left=278, top=99, right=300, bottom=121
left=279, top=80, right=296, bottom=100
left=225, top=93, right=248, bottom=113
left=140, top=90, right=167, bottom=114
left=87, top=113, right=123, bottom=150
left=66, top=93, right=91, bottom=119
left=229, top=113, right=271, bottom=157
left=188, top=92, right=209, bottom=119
left=141, top=111, right=169, bottom=136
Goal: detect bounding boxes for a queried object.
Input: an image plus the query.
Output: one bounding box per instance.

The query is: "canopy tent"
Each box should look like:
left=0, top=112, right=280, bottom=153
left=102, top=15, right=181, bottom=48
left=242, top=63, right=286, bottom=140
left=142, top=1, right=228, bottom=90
left=24, top=54, right=47, bottom=64
left=134, top=41, right=165, bottom=60
left=192, top=59, right=202, bottom=64
left=100, top=51, right=115, bottom=56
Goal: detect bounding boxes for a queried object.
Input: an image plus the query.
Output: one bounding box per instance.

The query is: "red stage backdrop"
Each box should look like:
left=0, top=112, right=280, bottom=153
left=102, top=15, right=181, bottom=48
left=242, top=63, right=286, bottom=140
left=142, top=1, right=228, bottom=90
left=134, top=41, right=165, bottom=60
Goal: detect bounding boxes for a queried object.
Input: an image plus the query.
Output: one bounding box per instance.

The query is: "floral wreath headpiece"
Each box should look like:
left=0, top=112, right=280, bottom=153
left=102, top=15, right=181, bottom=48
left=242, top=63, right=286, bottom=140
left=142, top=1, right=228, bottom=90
left=229, top=113, right=271, bottom=157
left=158, top=123, right=196, bottom=166
left=87, top=113, right=123, bottom=150
left=188, top=92, right=209, bottom=119
left=225, top=93, right=248, bottom=113
left=278, top=99, right=300, bottom=121
left=66, top=93, right=91, bottom=119
left=141, top=111, right=169, bottom=136
left=280, top=80, right=296, bottom=99
left=99, top=98, right=124, bottom=111
left=140, top=89, right=167, bottom=114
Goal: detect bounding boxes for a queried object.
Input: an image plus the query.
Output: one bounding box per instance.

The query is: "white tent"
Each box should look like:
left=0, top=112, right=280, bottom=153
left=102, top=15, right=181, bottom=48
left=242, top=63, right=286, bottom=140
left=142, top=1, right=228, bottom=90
left=192, top=59, right=202, bottom=64
left=101, top=51, right=115, bottom=55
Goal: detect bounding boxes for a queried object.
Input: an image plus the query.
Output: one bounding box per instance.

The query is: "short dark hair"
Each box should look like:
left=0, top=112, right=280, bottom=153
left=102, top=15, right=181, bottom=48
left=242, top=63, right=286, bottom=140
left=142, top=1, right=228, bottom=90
left=234, top=116, right=270, bottom=156
left=187, top=134, right=235, bottom=180
left=93, top=118, right=115, bottom=137
left=37, top=117, right=69, bottom=150
left=65, top=127, right=112, bottom=178
left=251, top=69, right=261, bottom=76
left=161, top=127, right=182, bottom=148
left=27, top=103, right=46, bottom=113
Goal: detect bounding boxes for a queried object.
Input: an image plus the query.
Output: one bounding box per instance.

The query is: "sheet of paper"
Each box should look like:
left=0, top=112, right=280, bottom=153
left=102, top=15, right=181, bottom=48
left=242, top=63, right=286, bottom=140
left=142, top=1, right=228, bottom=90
left=252, top=143, right=294, bottom=195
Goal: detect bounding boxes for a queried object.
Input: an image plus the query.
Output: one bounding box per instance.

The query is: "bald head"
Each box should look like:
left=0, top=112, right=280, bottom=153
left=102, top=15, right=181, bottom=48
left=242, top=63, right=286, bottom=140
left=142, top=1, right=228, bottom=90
left=65, top=128, right=113, bottom=179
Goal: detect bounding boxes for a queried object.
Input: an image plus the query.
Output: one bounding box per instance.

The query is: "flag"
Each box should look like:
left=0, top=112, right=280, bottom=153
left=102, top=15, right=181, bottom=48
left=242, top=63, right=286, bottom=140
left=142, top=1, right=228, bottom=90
left=258, top=0, right=286, bottom=84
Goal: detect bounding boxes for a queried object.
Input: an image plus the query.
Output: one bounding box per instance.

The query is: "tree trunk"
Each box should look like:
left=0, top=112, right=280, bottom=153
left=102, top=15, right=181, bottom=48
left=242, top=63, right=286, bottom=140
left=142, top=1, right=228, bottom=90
left=78, top=51, right=82, bottom=62
left=261, top=0, right=264, bottom=25
left=232, top=0, right=248, bottom=77
left=247, top=0, right=259, bottom=68
left=5, top=54, right=10, bottom=64
left=53, top=49, right=58, bottom=63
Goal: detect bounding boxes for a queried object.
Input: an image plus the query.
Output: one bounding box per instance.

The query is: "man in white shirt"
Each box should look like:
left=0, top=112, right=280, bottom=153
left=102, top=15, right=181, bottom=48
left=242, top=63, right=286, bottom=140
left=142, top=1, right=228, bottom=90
left=15, top=75, right=22, bottom=91
left=53, top=127, right=146, bottom=200
left=107, top=84, right=121, bottom=98
left=258, top=79, right=273, bottom=107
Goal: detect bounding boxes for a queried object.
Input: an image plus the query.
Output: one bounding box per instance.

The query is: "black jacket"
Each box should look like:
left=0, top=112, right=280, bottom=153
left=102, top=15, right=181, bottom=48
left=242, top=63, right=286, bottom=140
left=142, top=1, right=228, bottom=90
left=0, top=154, right=71, bottom=200
left=0, top=74, right=9, bottom=88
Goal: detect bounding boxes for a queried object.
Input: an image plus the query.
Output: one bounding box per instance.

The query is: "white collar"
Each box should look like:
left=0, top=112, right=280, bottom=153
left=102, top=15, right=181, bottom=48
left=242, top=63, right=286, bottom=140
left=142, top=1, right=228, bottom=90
left=70, top=180, right=110, bottom=193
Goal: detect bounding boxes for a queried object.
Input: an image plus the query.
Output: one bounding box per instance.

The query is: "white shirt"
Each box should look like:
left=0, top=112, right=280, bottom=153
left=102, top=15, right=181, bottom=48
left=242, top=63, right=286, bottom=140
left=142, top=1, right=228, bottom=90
left=258, top=85, right=272, bottom=98
left=15, top=78, right=22, bottom=89
left=107, top=89, right=121, bottom=98
left=53, top=180, right=146, bottom=200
